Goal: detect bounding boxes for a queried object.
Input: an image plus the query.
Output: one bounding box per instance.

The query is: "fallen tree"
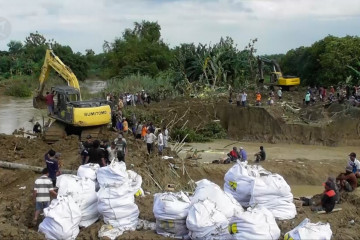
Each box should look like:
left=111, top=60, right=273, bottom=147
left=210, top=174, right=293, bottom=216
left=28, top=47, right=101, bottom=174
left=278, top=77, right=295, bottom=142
left=0, top=160, right=76, bottom=174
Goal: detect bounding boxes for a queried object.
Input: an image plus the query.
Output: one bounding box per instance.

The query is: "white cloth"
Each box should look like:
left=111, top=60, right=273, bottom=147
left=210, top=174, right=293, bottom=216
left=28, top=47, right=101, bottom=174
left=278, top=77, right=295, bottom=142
left=284, top=218, right=332, bottom=240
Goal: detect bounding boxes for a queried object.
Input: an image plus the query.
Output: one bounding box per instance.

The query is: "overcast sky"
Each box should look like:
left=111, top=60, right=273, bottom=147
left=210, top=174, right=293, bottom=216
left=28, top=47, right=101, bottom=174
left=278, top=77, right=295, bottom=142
left=0, top=0, right=360, bottom=55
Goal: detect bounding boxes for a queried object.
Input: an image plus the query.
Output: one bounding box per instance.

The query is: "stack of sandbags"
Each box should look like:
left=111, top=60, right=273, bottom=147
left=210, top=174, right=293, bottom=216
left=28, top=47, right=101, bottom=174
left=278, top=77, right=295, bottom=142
left=224, top=162, right=296, bottom=220
left=224, top=162, right=256, bottom=207
left=186, top=199, right=231, bottom=240
left=39, top=195, right=81, bottom=240
left=284, top=218, right=332, bottom=240
left=56, top=174, right=99, bottom=227
left=250, top=173, right=297, bottom=220
left=77, top=163, right=100, bottom=190
left=228, top=206, right=280, bottom=240
left=191, top=179, right=244, bottom=219
left=97, top=161, right=140, bottom=239
left=153, top=191, right=191, bottom=238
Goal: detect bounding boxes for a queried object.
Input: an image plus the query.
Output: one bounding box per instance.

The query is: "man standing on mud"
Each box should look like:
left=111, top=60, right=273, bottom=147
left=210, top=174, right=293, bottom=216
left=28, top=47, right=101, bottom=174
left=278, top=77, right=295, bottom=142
left=241, top=90, right=247, bottom=107
left=45, top=91, right=54, bottom=115
left=44, top=149, right=59, bottom=187
left=157, top=129, right=164, bottom=155
left=144, top=129, right=157, bottom=155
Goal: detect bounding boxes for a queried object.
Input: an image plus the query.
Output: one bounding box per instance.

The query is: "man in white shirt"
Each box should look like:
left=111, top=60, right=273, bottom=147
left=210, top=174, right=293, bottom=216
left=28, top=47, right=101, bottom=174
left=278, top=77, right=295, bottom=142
left=241, top=91, right=247, bottom=107
left=163, top=127, right=169, bottom=148
left=348, top=152, right=360, bottom=177
left=157, top=129, right=164, bottom=155
left=144, top=130, right=157, bottom=155
left=107, top=142, right=117, bottom=162
left=277, top=87, right=282, bottom=100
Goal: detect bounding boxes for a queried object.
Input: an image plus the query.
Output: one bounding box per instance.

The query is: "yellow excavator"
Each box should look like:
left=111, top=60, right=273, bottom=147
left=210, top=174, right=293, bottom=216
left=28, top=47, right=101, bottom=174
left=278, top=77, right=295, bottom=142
left=257, top=56, right=300, bottom=90
left=33, top=49, right=111, bottom=143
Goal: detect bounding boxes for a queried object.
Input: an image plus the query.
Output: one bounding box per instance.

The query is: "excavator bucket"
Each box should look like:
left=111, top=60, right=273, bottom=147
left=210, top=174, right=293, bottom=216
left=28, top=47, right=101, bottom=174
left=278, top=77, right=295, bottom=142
left=33, top=93, right=47, bottom=109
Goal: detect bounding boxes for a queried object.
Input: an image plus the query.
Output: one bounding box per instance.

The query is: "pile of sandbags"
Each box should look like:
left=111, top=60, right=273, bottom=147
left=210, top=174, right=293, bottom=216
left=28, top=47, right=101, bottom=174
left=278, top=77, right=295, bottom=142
left=39, top=195, right=81, bottom=240
left=56, top=174, right=99, bottom=227
left=77, top=163, right=100, bottom=181
left=191, top=179, right=244, bottom=219
left=153, top=191, right=191, bottom=238
left=228, top=206, right=280, bottom=240
left=224, top=162, right=296, bottom=220
left=97, top=161, right=140, bottom=239
left=284, top=218, right=332, bottom=240
left=186, top=199, right=231, bottom=240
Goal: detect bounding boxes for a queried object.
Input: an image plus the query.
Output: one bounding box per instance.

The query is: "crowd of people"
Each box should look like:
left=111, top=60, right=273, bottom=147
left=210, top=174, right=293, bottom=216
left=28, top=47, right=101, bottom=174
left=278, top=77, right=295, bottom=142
left=233, top=88, right=283, bottom=107
left=212, top=146, right=266, bottom=164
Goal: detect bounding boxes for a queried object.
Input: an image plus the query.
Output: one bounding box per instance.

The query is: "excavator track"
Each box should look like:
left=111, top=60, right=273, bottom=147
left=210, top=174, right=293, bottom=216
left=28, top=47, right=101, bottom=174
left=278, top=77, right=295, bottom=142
left=43, top=120, right=67, bottom=144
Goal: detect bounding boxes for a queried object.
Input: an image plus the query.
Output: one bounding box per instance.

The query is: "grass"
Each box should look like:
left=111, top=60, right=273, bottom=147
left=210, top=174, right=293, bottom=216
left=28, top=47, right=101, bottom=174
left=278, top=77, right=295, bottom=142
left=171, top=122, right=227, bottom=142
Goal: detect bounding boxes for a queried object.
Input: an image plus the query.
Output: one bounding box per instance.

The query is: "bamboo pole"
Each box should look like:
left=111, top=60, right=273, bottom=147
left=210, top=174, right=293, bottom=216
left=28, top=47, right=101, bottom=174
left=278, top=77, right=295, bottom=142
left=0, top=161, right=76, bottom=174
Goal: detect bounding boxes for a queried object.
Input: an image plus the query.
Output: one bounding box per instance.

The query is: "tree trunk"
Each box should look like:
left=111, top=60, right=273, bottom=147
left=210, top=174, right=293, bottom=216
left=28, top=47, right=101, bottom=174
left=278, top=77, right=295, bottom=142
left=0, top=160, right=76, bottom=174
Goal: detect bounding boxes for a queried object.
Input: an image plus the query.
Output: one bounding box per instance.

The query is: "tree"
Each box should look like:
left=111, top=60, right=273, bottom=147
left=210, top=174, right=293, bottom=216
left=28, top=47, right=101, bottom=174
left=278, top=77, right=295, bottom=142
left=7, top=40, right=23, bottom=54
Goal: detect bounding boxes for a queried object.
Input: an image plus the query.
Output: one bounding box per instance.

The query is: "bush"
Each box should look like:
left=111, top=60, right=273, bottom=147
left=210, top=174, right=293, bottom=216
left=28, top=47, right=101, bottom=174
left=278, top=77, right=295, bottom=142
left=5, top=81, right=32, bottom=97
left=171, top=122, right=227, bottom=143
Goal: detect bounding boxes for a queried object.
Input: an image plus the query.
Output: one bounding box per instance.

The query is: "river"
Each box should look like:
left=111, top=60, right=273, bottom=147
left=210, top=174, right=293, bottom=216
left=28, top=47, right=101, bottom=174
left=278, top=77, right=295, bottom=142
left=0, top=80, right=107, bottom=135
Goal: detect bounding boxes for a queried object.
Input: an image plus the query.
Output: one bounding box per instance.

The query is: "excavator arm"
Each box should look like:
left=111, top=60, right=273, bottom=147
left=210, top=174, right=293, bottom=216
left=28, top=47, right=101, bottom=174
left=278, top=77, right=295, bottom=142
left=34, top=49, right=81, bottom=108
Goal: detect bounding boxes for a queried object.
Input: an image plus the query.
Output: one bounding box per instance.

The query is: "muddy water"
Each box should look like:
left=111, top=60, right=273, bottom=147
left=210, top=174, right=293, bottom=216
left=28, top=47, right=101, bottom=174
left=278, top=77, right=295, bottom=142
left=177, top=139, right=354, bottom=163
left=0, top=80, right=106, bottom=134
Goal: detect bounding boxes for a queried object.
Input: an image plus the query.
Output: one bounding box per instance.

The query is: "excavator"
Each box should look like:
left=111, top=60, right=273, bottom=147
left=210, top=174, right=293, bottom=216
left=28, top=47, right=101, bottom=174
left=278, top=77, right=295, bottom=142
left=33, top=49, right=111, bottom=143
left=257, top=56, right=300, bottom=90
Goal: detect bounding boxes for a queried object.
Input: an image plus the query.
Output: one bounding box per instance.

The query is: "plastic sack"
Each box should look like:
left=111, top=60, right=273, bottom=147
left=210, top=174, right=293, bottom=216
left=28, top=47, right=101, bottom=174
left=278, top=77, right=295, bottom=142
left=77, top=163, right=100, bottom=181
left=39, top=195, right=81, bottom=240
left=156, top=219, right=189, bottom=239
left=97, top=184, right=139, bottom=228
left=96, top=161, right=128, bottom=186
left=191, top=179, right=243, bottom=219
left=56, top=175, right=99, bottom=227
left=153, top=191, right=191, bottom=220
left=224, top=162, right=255, bottom=207
left=186, top=199, right=231, bottom=240
left=284, top=218, right=332, bottom=240
left=250, top=174, right=296, bottom=220
left=229, top=206, right=280, bottom=240
left=127, top=170, right=144, bottom=196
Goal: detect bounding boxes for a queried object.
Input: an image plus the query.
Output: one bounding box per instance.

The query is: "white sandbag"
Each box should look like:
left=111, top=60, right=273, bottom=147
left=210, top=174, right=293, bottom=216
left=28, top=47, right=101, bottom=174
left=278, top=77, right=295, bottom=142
left=284, top=218, right=332, bottom=240
left=186, top=199, right=231, bottom=240
left=153, top=191, right=191, bottom=220
left=127, top=170, right=144, bottom=196
left=156, top=219, right=189, bottom=239
left=229, top=206, right=280, bottom=240
left=77, top=163, right=100, bottom=181
left=56, top=174, right=99, bottom=227
left=97, top=184, right=139, bottom=228
left=224, top=163, right=255, bottom=207
left=191, top=179, right=243, bottom=219
left=250, top=174, right=296, bottom=220
left=39, top=195, right=81, bottom=240
left=96, top=161, right=128, bottom=186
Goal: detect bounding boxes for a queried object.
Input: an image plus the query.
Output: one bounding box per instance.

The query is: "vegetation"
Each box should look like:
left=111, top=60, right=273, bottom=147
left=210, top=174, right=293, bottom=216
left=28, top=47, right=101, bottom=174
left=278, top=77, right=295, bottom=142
left=171, top=122, right=227, bottom=143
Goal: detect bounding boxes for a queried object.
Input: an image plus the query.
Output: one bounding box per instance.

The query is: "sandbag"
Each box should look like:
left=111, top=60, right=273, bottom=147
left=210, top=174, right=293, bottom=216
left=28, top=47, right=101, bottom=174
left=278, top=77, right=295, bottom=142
left=97, top=184, right=139, bottom=228
left=39, top=195, right=81, bottom=240
left=191, top=179, right=243, bottom=219
left=153, top=191, right=191, bottom=220
left=284, top=218, right=332, bottom=240
left=229, top=206, right=280, bottom=240
left=77, top=163, right=100, bottom=181
left=96, top=161, right=128, bottom=186
left=224, top=163, right=255, bottom=207
left=127, top=170, right=144, bottom=196
left=250, top=174, right=296, bottom=220
left=56, top=175, right=99, bottom=227
left=186, top=199, right=231, bottom=240
left=156, top=219, right=189, bottom=239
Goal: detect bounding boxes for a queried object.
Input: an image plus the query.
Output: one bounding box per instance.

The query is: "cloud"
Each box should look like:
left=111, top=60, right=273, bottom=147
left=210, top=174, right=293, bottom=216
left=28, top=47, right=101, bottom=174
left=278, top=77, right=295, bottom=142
left=0, top=0, right=359, bottom=54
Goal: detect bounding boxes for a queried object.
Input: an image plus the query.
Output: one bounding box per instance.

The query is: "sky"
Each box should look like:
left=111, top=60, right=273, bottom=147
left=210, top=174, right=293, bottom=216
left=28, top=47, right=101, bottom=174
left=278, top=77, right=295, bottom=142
left=0, top=0, right=359, bottom=55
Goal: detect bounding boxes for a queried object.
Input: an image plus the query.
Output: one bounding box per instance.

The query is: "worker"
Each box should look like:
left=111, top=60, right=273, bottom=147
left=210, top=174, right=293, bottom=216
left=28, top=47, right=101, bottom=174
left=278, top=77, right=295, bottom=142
left=33, top=122, right=42, bottom=135
left=254, top=146, right=266, bottom=162
left=148, top=122, right=155, bottom=134
left=86, top=140, right=106, bottom=167
left=241, top=90, right=247, bottom=107
left=228, top=147, right=240, bottom=162
left=107, top=142, right=117, bottom=162
left=80, top=135, right=92, bottom=165
left=33, top=168, right=57, bottom=225
left=141, top=122, right=148, bottom=140
left=163, top=126, right=169, bottom=148
left=135, top=122, right=143, bottom=139
left=255, top=92, right=261, bottom=106
left=305, top=91, right=311, bottom=106
left=144, top=129, right=157, bottom=155
left=277, top=87, right=282, bottom=101
left=123, top=118, right=129, bottom=133
left=44, top=149, right=59, bottom=187
left=239, top=147, right=247, bottom=162
left=45, top=91, right=54, bottom=115
left=347, top=152, right=360, bottom=178
left=157, top=129, right=164, bottom=155
left=311, top=181, right=336, bottom=213
left=115, top=136, right=127, bottom=161
left=336, top=166, right=357, bottom=192
left=236, top=92, right=241, bottom=106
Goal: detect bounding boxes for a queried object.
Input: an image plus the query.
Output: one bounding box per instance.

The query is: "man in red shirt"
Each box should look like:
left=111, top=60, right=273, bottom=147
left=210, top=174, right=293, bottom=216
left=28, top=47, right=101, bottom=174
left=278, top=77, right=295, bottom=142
left=337, top=166, right=357, bottom=192
left=45, top=91, right=54, bottom=115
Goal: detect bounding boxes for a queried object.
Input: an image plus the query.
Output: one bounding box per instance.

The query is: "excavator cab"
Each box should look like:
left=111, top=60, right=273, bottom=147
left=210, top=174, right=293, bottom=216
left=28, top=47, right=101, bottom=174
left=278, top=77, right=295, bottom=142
left=52, top=86, right=80, bottom=124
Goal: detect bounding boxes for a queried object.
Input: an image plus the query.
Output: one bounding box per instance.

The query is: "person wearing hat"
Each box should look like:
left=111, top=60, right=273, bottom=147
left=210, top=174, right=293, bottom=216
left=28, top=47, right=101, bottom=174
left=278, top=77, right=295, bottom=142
left=347, top=152, right=360, bottom=178
left=239, top=147, right=247, bottom=162
left=336, top=166, right=357, bottom=192
left=311, top=180, right=337, bottom=213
